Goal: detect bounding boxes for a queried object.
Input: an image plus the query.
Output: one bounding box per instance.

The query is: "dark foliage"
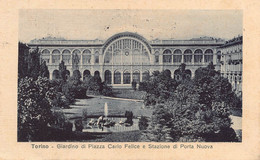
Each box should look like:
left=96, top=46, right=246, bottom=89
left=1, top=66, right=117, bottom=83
left=138, top=116, right=149, bottom=130
left=142, top=70, right=178, bottom=106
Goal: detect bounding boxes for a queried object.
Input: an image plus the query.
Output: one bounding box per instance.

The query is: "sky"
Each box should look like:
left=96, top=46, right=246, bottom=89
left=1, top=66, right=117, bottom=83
left=19, top=10, right=243, bottom=43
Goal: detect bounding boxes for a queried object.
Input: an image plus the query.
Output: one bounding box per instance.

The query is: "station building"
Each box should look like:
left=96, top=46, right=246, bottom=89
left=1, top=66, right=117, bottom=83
left=219, top=36, right=243, bottom=96
left=28, top=32, right=226, bottom=88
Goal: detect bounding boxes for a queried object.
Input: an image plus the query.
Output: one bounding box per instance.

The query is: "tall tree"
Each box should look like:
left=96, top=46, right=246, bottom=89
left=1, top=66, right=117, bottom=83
left=59, top=60, right=67, bottom=81
left=18, top=77, right=54, bottom=141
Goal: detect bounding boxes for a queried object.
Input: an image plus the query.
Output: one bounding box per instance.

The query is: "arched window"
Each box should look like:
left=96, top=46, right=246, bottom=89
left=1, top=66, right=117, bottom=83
left=95, top=51, right=99, bottom=64
left=94, top=71, right=100, bottom=77
left=52, top=49, right=61, bottom=64
left=142, top=70, right=150, bottom=81
left=164, top=69, right=171, bottom=78
left=184, top=49, right=192, bottom=63
left=83, top=70, right=91, bottom=80
left=114, top=71, right=121, bottom=84
left=62, top=49, right=71, bottom=65
left=173, top=49, right=182, bottom=63
left=41, top=49, right=50, bottom=64
left=72, top=49, right=81, bottom=66
left=154, top=51, right=159, bottom=63
left=72, top=70, right=81, bottom=79
left=133, top=70, right=140, bottom=83
left=194, top=49, right=203, bottom=63
left=83, top=49, right=91, bottom=64
left=163, top=49, right=172, bottom=63
left=104, top=70, right=112, bottom=84
left=204, top=49, right=213, bottom=63
left=123, top=70, right=131, bottom=84
left=52, top=70, right=60, bottom=80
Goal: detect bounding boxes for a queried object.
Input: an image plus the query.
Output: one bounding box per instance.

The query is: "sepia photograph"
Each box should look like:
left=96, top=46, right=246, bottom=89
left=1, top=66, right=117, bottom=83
left=18, top=10, right=243, bottom=142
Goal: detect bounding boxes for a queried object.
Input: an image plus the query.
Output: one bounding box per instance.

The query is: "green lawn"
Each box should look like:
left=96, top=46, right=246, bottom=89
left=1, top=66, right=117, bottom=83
left=62, top=97, right=152, bottom=120
left=112, top=89, right=146, bottom=100
left=87, top=130, right=143, bottom=142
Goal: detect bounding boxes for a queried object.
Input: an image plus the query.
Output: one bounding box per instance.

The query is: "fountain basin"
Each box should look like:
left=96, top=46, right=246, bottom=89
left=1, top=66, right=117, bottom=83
left=81, top=117, right=139, bottom=133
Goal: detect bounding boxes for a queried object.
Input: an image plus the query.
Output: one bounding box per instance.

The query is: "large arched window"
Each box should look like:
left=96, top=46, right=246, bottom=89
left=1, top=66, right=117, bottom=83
left=173, top=49, right=182, bottom=63
left=104, top=70, right=112, bottom=84
left=62, top=49, right=71, bottom=65
left=114, top=71, right=121, bottom=84
left=83, top=49, right=91, bottom=64
left=41, top=49, right=50, bottom=64
left=204, top=49, right=213, bottom=63
left=133, top=70, right=140, bottom=83
left=105, top=38, right=150, bottom=65
left=104, top=51, right=112, bottom=64
left=184, top=49, right=192, bottom=63
left=52, top=49, right=61, bottom=64
left=194, top=49, right=203, bottom=63
left=142, top=70, right=150, bottom=81
left=123, top=70, right=131, bottom=84
left=163, top=49, right=172, bottom=63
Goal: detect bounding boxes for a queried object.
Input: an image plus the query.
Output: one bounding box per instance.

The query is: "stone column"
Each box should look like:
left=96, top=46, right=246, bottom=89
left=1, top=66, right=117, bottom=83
left=91, top=48, right=95, bottom=65
left=121, top=71, right=123, bottom=84
left=80, top=51, right=83, bottom=68
left=130, top=70, right=133, bottom=83
left=50, top=52, right=52, bottom=64
left=202, top=53, right=205, bottom=65
left=192, top=52, right=194, bottom=65
left=111, top=70, right=114, bottom=84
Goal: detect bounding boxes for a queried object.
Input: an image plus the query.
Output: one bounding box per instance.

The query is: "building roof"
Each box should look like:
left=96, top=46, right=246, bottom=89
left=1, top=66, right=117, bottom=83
left=28, top=32, right=225, bottom=47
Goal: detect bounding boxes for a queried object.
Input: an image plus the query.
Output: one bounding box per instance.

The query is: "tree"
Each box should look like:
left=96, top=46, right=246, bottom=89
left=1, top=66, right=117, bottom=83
left=18, top=77, right=54, bottom=141
left=18, top=42, right=50, bottom=80
left=59, top=60, right=67, bottom=81
left=18, top=42, right=29, bottom=79
left=142, top=63, right=239, bottom=142
left=194, top=62, right=237, bottom=109
left=141, top=104, right=173, bottom=142
left=142, top=70, right=178, bottom=106
left=39, top=61, right=49, bottom=78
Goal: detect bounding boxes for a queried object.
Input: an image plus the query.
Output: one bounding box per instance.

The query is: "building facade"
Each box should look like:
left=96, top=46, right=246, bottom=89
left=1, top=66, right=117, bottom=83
left=219, top=36, right=243, bottom=96
left=28, top=32, right=225, bottom=88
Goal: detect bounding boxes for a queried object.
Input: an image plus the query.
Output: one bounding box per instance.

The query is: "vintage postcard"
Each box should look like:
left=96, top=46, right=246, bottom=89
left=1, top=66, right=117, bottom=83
left=0, top=0, right=260, bottom=159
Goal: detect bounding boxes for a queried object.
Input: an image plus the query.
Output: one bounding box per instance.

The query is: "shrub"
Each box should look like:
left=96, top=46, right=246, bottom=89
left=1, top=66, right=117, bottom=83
left=125, top=111, right=133, bottom=124
left=74, top=119, right=83, bottom=131
left=138, top=116, right=149, bottom=130
left=18, top=77, right=53, bottom=141
left=82, top=108, right=88, bottom=120
left=132, top=81, right=137, bottom=90
left=102, top=82, right=113, bottom=96
left=138, top=82, right=147, bottom=91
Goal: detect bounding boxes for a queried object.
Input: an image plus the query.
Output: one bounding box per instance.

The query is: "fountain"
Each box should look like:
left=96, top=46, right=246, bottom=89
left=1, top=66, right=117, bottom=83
left=104, top=102, right=108, bottom=118
left=82, top=102, right=138, bottom=133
